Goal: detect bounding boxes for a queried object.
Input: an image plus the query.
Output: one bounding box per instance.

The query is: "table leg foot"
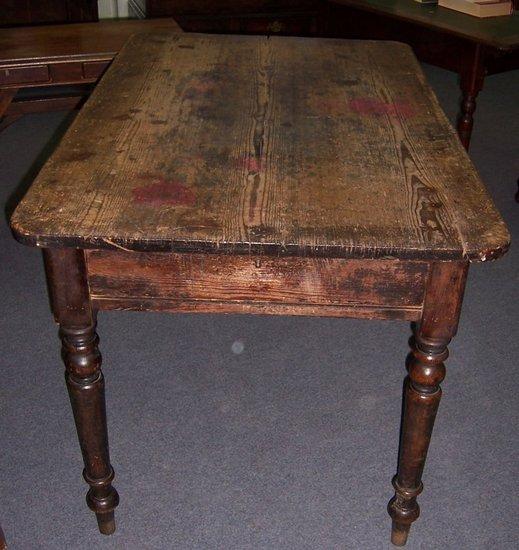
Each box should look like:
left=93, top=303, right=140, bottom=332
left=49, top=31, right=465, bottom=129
left=94, top=510, right=116, bottom=535
left=84, top=464, right=119, bottom=534
left=390, top=520, right=410, bottom=546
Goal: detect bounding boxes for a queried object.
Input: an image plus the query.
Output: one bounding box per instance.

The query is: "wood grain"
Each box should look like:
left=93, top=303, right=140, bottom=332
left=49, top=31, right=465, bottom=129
left=86, top=250, right=427, bottom=318
left=10, top=33, right=509, bottom=262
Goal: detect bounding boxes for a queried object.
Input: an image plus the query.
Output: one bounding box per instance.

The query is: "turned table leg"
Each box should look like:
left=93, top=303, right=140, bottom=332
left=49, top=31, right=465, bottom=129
left=0, top=89, right=18, bottom=132
left=388, top=262, right=468, bottom=545
left=0, top=89, right=16, bottom=117
left=43, top=249, right=119, bottom=535
left=457, top=43, right=485, bottom=150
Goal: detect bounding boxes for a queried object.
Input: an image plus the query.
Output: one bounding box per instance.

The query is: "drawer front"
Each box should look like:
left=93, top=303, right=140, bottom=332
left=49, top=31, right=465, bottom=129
left=82, top=60, right=111, bottom=80
left=0, top=60, right=112, bottom=88
left=86, top=250, right=427, bottom=318
left=148, top=1, right=318, bottom=17
left=49, top=62, right=84, bottom=82
left=177, top=14, right=317, bottom=35
left=0, top=65, right=49, bottom=86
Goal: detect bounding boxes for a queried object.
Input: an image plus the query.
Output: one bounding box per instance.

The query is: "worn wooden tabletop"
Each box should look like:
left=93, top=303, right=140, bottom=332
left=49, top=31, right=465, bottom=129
left=11, top=33, right=509, bottom=261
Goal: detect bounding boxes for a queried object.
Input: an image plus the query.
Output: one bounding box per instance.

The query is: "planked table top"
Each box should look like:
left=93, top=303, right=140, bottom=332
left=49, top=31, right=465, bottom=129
left=10, top=33, right=509, bottom=262
left=329, top=0, right=519, bottom=51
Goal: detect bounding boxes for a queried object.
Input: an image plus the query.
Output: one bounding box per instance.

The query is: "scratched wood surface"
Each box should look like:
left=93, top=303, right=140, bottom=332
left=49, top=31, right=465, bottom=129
left=10, top=33, right=509, bottom=261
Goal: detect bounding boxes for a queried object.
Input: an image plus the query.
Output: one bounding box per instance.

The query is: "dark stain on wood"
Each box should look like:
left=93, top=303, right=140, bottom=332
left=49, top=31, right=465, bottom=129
left=111, top=113, right=132, bottom=121
left=132, top=174, right=196, bottom=207
left=348, top=97, right=416, bottom=118
left=184, top=78, right=217, bottom=100
left=63, top=150, right=95, bottom=162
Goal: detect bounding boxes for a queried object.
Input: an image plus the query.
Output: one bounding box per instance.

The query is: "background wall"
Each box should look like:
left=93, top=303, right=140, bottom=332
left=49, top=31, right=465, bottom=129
left=98, top=0, right=145, bottom=18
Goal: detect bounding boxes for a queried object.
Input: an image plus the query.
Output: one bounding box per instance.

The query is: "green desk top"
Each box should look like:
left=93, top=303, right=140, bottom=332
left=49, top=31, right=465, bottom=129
left=330, top=0, right=519, bottom=50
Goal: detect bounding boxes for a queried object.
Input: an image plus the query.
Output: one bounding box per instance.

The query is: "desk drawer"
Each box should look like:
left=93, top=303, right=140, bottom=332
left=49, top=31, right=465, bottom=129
left=177, top=13, right=317, bottom=35
left=49, top=62, right=84, bottom=82
left=83, top=60, right=111, bottom=80
left=0, top=64, right=49, bottom=86
left=86, top=250, right=427, bottom=319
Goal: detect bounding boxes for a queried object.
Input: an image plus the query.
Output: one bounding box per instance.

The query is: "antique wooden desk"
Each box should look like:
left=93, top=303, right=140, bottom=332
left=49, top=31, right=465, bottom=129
left=0, top=18, right=180, bottom=130
left=327, top=0, right=519, bottom=150
left=10, top=33, right=509, bottom=545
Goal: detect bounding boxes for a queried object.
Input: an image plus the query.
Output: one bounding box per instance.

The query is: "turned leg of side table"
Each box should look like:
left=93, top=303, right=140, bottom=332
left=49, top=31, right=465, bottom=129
left=0, top=89, right=19, bottom=132
left=457, top=43, right=486, bottom=150
left=388, top=262, right=468, bottom=546
left=43, top=249, right=119, bottom=535
left=0, top=89, right=16, bottom=117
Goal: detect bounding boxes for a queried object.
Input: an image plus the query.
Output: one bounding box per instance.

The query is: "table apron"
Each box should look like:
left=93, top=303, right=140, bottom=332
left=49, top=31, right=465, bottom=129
left=86, top=250, right=428, bottom=320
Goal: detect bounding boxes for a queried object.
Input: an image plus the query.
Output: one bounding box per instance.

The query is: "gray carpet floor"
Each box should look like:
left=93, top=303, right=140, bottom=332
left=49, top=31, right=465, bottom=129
left=0, top=63, right=517, bottom=550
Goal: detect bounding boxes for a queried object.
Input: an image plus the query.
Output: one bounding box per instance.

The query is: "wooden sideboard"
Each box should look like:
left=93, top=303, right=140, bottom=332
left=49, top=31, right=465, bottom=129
left=0, top=0, right=98, bottom=27
left=146, top=0, right=321, bottom=35
left=0, top=19, right=181, bottom=130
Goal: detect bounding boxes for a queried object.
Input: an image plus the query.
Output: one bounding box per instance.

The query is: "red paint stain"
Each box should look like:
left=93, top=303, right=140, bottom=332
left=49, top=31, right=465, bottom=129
left=133, top=174, right=196, bottom=206
left=349, top=98, right=416, bottom=118
left=236, top=154, right=265, bottom=172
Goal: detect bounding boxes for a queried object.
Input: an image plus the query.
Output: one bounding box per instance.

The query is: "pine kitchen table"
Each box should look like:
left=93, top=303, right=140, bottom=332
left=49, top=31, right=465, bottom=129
left=10, top=32, right=510, bottom=546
